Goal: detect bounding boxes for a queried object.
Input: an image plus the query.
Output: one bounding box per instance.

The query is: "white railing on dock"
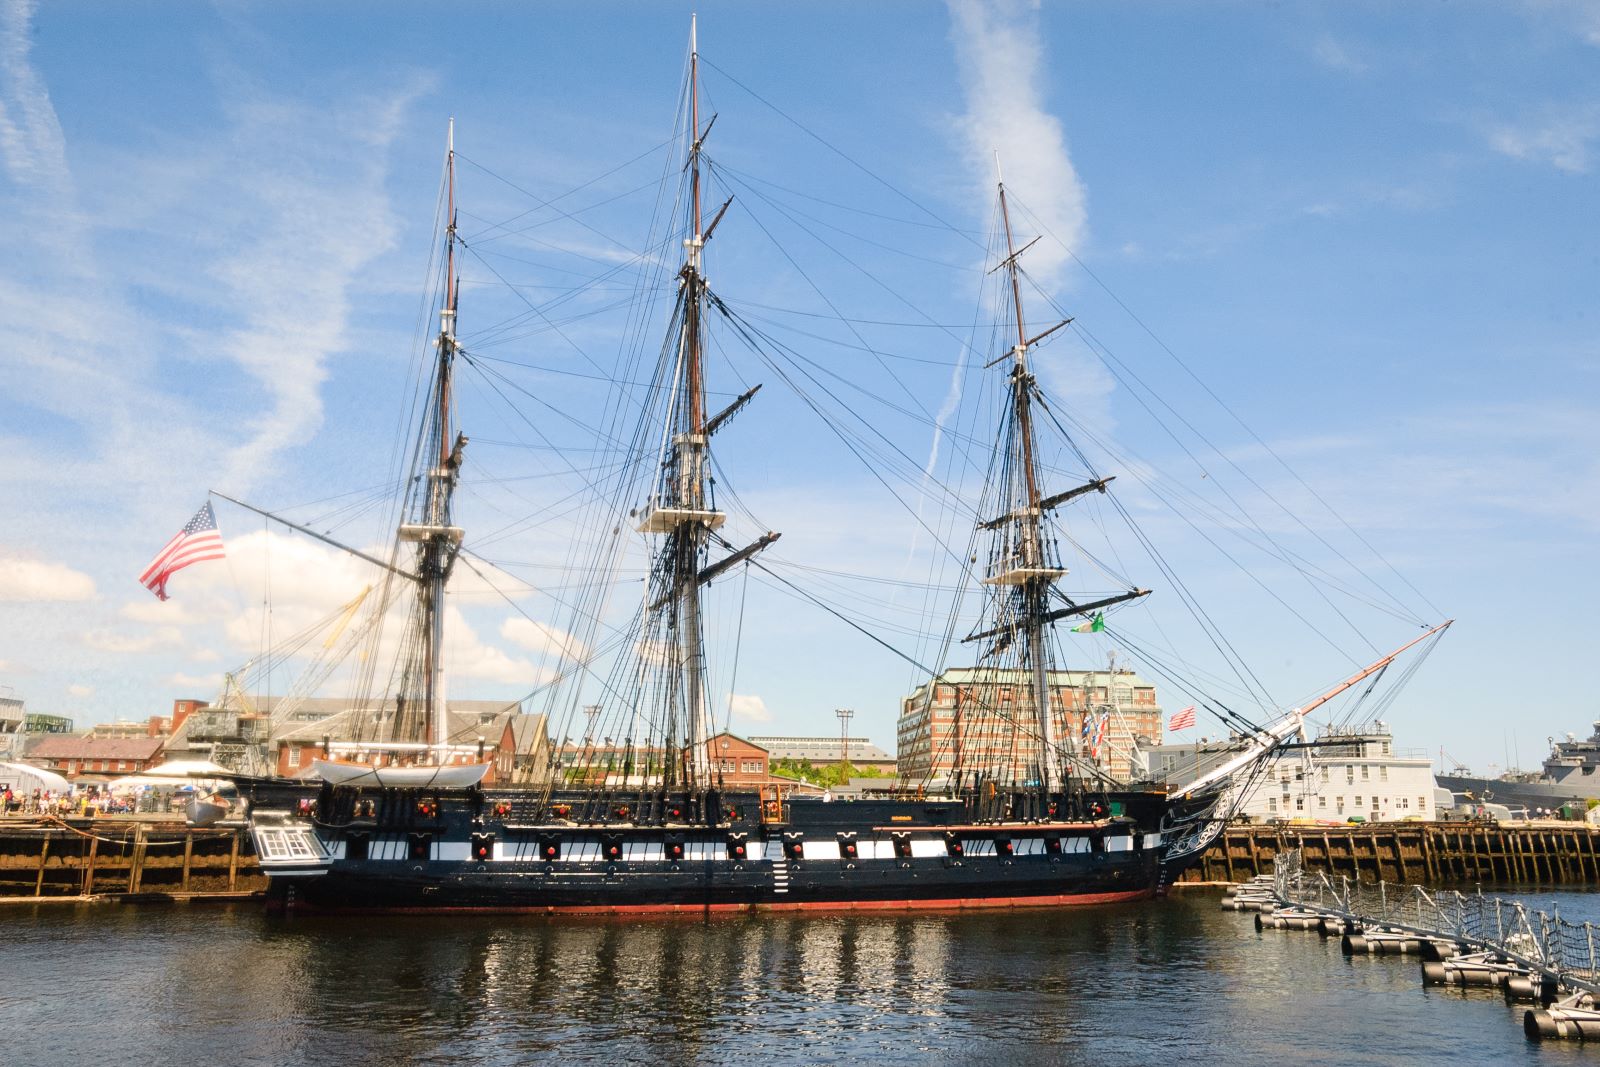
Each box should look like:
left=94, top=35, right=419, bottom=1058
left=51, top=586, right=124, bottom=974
left=1269, top=849, right=1600, bottom=994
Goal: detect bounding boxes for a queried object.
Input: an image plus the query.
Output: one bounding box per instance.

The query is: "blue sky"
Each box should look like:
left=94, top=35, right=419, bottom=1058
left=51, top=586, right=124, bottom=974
left=0, top=1, right=1596, bottom=775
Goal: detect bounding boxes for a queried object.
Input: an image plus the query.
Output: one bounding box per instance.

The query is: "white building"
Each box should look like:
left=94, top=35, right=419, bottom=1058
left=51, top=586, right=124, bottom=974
left=1141, top=721, right=1439, bottom=823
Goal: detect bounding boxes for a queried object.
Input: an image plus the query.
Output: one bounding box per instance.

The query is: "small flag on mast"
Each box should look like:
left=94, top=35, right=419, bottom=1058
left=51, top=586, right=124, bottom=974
left=1169, top=705, right=1198, bottom=731
left=139, top=502, right=226, bottom=601
left=1072, top=612, right=1105, bottom=634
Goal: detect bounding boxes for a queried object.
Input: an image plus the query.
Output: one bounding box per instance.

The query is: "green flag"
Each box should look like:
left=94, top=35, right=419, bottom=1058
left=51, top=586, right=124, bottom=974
left=1073, top=612, right=1104, bottom=634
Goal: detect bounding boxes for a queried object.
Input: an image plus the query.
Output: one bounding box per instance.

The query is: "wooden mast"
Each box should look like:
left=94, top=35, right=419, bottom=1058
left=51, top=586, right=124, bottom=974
left=994, top=158, right=1066, bottom=794
left=422, top=119, right=462, bottom=755
left=633, top=15, right=719, bottom=788
left=682, top=16, right=715, bottom=785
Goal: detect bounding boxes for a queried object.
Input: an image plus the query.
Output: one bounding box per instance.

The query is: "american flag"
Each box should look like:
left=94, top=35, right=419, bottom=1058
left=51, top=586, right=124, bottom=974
left=139, top=502, right=226, bottom=600
left=1169, top=705, right=1198, bottom=731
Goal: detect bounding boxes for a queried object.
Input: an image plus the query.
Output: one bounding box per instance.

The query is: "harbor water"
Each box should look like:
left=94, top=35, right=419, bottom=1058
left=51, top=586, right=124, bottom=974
left=5, top=889, right=1599, bottom=1066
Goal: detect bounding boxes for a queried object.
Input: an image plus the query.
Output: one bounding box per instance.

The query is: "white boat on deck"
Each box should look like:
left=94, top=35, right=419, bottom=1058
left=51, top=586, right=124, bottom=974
left=311, top=758, right=490, bottom=789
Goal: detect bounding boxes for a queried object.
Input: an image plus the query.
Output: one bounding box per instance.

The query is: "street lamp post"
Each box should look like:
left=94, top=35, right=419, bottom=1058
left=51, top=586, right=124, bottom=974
left=836, top=707, right=854, bottom=774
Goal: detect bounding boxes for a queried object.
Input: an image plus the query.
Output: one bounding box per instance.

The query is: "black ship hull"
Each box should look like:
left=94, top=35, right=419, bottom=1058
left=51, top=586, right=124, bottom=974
left=245, top=781, right=1176, bottom=913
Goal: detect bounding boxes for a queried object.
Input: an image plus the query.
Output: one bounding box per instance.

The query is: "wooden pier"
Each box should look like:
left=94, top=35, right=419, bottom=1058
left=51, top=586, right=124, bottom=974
left=0, top=818, right=266, bottom=901
left=6, top=817, right=1599, bottom=902
left=1180, top=822, right=1600, bottom=885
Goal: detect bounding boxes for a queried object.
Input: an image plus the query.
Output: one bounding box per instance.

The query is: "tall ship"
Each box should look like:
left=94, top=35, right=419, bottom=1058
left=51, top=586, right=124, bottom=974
left=239, top=23, right=1443, bottom=911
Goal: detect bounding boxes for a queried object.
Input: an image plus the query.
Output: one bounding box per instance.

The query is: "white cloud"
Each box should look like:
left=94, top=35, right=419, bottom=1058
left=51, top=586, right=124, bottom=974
left=729, top=693, right=772, bottom=722
left=947, top=0, right=1087, bottom=285
left=0, top=556, right=97, bottom=602
left=121, top=599, right=199, bottom=624
left=210, top=77, right=431, bottom=489
left=166, top=529, right=548, bottom=690
left=500, top=617, right=588, bottom=662
left=168, top=671, right=222, bottom=691
left=82, top=627, right=184, bottom=654
left=66, top=683, right=92, bottom=698
left=1526, top=0, right=1600, bottom=47
left=444, top=609, right=546, bottom=686
left=1311, top=34, right=1367, bottom=74
left=1488, top=108, right=1599, bottom=174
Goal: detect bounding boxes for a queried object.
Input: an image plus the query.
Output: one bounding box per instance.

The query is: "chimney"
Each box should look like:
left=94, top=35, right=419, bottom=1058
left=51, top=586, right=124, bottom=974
left=169, top=699, right=200, bottom=733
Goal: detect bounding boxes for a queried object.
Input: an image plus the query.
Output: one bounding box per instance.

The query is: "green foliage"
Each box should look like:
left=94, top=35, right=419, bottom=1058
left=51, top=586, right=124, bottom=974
left=770, top=757, right=891, bottom=788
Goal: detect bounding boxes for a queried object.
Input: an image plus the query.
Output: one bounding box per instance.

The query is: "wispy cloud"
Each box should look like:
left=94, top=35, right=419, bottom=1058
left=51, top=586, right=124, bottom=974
left=167, top=671, right=222, bottom=691
left=0, top=0, right=79, bottom=235
left=1311, top=34, right=1368, bottom=75
left=1487, top=106, right=1600, bottom=173
left=209, top=76, right=434, bottom=489
left=0, top=7, right=436, bottom=552
left=1525, top=0, right=1600, bottom=47
left=81, top=626, right=183, bottom=654
left=947, top=0, right=1087, bottom=283
left=0, top=556, right=97, bottom=602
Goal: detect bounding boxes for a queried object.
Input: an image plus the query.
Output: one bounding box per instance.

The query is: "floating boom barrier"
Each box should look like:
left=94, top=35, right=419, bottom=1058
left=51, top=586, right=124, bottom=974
left=1232, top=848, right=1600, bottom=1041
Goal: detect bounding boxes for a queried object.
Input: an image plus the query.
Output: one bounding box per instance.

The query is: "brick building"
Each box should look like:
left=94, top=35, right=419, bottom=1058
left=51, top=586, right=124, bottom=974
left=26, top=736, right=166, bottom=780
left=897, top=667, right=1162, bottom=784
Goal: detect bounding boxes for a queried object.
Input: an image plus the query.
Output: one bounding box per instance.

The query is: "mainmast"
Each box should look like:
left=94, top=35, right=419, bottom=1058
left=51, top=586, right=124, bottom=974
left=403, top=119, right=467, bottom=756
left=637, top=17, right=722, bottom=787
left=992, top=163, right=1064, bottom=793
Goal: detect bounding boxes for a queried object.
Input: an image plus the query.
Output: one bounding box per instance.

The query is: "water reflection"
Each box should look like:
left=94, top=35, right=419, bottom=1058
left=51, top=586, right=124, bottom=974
left=10, top=893, right=1600, bottom=1065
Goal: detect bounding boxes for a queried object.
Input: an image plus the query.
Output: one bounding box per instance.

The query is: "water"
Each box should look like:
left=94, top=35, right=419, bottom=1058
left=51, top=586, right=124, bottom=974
left=4, top=889, right=1598, bottom=1066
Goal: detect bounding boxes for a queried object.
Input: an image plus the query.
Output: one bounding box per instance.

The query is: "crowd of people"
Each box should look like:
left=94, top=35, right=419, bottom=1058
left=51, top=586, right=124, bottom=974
left=1, top=786, right=160, bottom=817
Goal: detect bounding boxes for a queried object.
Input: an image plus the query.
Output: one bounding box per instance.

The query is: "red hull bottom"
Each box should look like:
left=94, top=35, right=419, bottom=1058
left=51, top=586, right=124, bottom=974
left=272, top=887, right=1156, bottom=917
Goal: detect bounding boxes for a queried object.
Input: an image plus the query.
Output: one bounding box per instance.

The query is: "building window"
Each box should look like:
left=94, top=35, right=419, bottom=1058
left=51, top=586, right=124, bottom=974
left=1419, top=796, right=1428, bottom=811
left=1400, top=798, right=1409, bottom=809
left=1361, top=765, right=1370, bottom=780
left=1296, top=797, right=1305, bottom=811
left=1319, top=796, right=1327, bottom=809
left=1380, top=766, right=1388, bottom=782
left=118, top=760, right=128, bottom=771
left=1371, top=797, right=1379, bottom=811
left=1355, top=796, right=1362, bottom=808
left=288, top=747, right=301, bottom=769
left=1336, top=796, right=1345, bottom=813
left=1267, top=797, right=1277, bottom=812
left=1320, top=767, right=1329, bottom=782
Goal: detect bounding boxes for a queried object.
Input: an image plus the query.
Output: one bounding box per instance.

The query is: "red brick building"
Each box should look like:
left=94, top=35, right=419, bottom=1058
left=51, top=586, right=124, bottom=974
left=706, top=731, right=770, bottom=787
left=26, top=736, right=165, bottom=779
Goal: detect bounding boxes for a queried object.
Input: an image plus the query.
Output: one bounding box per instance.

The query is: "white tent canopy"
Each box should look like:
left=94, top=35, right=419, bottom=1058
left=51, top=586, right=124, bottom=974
left=106, top=759, right=234, bottom=792
left=140, top=759, right=232, bottom=778
left=0, top=761, right=71, bottom=795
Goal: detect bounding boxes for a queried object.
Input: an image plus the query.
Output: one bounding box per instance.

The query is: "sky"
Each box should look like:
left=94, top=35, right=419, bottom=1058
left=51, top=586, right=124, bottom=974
left=0, top=0, right=1596, bottom=776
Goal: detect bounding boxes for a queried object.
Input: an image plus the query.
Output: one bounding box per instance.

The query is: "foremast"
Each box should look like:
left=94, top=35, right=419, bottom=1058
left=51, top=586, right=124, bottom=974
left=636, top=18, right=722, bottom=788
left=401, top=118, right=467, bottom=756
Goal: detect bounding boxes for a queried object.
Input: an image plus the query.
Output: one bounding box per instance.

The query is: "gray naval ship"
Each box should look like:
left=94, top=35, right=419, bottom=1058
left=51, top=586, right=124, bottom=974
left=1437, top=720, right=1600, bottom=815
